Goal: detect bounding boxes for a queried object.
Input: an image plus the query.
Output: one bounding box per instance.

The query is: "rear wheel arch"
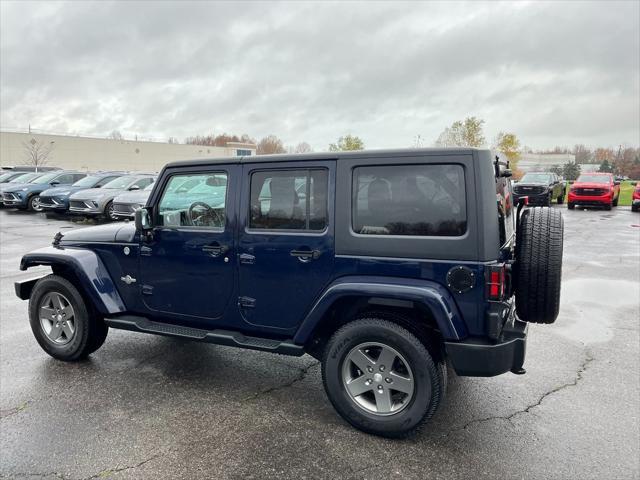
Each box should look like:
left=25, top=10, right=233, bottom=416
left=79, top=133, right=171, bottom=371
left=304, top=296, right=444, bottom=361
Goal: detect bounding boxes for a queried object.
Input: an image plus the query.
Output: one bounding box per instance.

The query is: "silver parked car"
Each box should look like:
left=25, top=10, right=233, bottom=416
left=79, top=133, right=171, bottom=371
left=69, top=174, right=155, bottom=220
left=112, top=183, right=154, bottom=220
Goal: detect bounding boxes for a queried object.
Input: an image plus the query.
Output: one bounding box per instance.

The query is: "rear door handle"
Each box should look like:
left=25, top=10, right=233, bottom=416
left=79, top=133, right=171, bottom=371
left=239, top=253, right=255, bottom=265
left=290, top=249, right=322, bottom=262
left=202, top=244, right=229, bottom=258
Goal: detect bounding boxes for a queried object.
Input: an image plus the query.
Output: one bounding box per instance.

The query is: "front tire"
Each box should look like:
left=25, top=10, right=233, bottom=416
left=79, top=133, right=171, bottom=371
left=567, top=202, right=575, bottom=210
left=29, top=275, right=108, bottom=361
left=557, top=192, right=564, bottom=204
left=104, top=201, right=117, bottom=221
left=322, top=318, right=445, bottom=438
left=28, top=195, right=43, bottom=212
left=612, top=196, right=618, bottom=207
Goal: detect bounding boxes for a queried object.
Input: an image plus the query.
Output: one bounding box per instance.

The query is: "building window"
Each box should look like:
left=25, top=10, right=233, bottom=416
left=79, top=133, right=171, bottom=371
left=237, top=149, right=252, bottom=156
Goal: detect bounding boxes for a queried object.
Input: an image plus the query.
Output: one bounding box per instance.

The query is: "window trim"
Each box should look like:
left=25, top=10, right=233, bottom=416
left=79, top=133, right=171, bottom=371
left=155, top=170, right=230, bottom=231
left=350, top=163, right=468, bottom=239
left=245, top=167, right=330, bottom=235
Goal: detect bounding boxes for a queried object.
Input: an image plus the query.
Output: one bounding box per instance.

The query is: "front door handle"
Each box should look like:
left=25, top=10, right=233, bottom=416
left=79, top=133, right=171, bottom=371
left=202, top=244, right=229, bottom=258
left=290, top=249, right=322, bottom=262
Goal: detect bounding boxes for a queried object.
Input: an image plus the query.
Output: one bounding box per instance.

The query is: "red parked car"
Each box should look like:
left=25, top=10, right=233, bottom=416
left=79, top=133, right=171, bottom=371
left=632, top=183, right=640, bottom=212
left=567, top=173, right=620, bottom=210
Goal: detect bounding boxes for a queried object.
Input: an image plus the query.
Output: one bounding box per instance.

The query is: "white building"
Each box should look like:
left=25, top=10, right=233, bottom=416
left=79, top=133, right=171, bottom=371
left=518, top=153, right=575, bottom=172
left=0, top=131, right=256, bottom=172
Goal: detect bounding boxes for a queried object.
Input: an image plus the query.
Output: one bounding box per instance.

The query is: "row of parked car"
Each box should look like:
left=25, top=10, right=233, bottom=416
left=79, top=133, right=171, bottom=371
left=0, top=168, right=155, bottom=220
left=513, top=171, right=640, bottom=211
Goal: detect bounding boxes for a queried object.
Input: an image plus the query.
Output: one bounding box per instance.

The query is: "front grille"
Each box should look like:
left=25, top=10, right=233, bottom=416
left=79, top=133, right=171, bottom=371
left=574, top=188, right=606, bottom=196
left=514, top=185, right=545, bottom=195
left=38, top=197, right=57, bottom=206
left=113, top=203, right=135, bottom=214
left=69, top=200, right=89, bottom=209
left=2, top=192, right=18, bottom=201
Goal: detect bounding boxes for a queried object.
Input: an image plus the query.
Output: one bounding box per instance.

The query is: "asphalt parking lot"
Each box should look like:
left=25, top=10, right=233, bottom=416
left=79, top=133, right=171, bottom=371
left=1, top=207, right=638, bottom=480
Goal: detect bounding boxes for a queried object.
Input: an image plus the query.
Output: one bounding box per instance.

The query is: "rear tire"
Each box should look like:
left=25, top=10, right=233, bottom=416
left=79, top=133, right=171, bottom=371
left=612, top=197, right=618, bottom=207
left=29, top=275, right=108, bottom=361
left=515, top=207, right=564, bottom=324
left=322, top=318, right=445, bottom=438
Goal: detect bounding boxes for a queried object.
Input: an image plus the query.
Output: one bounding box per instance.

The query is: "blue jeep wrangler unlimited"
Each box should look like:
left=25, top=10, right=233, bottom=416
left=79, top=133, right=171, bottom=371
left=15, top=148, right=564, bottom=437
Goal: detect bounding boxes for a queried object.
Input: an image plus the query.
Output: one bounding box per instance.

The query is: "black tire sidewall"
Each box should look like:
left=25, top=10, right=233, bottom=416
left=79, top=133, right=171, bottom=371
left=322, top=319, right=441, bottom=437
left=29, top=275, right=91, bottom=361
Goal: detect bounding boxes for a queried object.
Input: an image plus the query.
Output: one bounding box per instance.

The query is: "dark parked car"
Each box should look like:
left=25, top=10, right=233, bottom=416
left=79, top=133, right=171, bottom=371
left=0, top=172, right=46, bottom=205
left=15, top=148, right=564, bottom=438
left=567, top=172, right=620, bottom=210
left=513, top=172, right=565, bottom=206
left=2, top=171, right=87, bottom=211
left=38, top=172, right=126, bottom=213
left=0, top=171, right=31, bottom=184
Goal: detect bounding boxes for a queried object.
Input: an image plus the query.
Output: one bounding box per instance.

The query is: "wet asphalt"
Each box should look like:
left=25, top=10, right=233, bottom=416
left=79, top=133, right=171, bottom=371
left=0, top=206, right=638, bottom=480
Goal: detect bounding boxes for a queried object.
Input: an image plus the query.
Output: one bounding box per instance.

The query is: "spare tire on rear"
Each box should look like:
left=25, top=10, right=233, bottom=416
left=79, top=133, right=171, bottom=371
left=515, top=207, right=564, bottom=324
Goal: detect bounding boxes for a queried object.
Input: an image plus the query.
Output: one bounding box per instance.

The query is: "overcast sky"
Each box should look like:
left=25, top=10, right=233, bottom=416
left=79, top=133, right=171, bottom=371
left=1, top=1, right=638, bottom=150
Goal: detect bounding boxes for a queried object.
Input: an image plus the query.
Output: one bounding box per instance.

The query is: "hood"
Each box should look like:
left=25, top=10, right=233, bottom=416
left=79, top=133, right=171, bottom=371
left=40, top=185, right=85, bottom=197
left=70, top=187, right=124, bottom=201
left=517, top=181, right=548, bottom=186
left=0, top=182, right=30, bottom=192
left=113, top=190, right=150, bottom=204
left=56, top=222, right=137, bottom=244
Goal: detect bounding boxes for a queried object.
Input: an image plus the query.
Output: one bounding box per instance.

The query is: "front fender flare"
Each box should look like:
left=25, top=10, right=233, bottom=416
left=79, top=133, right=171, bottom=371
left=20, top=246, right=126, bottom=314
left=293, top=276, right=467, bottom=344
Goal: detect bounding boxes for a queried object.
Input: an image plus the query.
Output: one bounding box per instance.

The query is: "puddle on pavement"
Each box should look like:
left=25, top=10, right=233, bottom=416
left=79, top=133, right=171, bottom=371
left=555, top=278, right=639, bottom=345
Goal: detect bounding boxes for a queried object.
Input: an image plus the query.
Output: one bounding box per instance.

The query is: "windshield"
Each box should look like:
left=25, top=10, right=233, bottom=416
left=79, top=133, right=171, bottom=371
left=11, top=173, right=40, bottom=183
left=31, top=173, right=59, bottom=184
left=520, top=173, right=551, bottom=183
left=0, top=173, right=16, bottom=182
left=102, top=176, right=138, bottom=189
left=576, top=174, right=610, bottom=184
left=72, top=175, right=102, bottom=187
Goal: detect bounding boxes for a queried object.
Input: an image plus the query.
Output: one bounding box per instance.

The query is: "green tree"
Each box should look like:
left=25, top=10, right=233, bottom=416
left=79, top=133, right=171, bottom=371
left=329, top=134, right=364, bottom=151
left=598, top=159, right=613, bottom=173
left=494, top=132, right=521, bottom=171
left=563, top=161, right=581, bottom=181
left=550, top=164, right=563, bottom=176
left=434, top=117, right=486, bottom=148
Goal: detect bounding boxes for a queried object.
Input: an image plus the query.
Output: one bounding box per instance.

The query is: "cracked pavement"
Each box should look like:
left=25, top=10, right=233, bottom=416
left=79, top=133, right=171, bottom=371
left=1, top=207, right=639, bottom=479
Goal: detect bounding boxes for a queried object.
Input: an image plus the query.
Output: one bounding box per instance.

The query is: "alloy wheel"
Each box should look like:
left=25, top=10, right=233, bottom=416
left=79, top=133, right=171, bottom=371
left=341, top=342, right=414, bottom=416
left=39, top=292, right=76, bottom=345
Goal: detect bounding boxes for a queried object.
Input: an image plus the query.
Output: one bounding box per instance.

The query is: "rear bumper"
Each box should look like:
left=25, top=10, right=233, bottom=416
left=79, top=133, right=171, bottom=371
left=445, top=318, right=528, bottom=377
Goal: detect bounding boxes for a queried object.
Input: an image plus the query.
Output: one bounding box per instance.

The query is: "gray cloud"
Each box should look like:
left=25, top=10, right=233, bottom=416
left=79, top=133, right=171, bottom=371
left=1, top=0, right=638, bottom=149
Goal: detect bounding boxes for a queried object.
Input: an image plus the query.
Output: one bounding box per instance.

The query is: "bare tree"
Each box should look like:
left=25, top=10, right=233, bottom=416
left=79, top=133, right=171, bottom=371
left=108, top=130, right=124, bottom=141
left=257, top=135, right=287, bottom=155
left=22, top=138, right=55, bottom=170
left=294, top=142, right=312, bottom=153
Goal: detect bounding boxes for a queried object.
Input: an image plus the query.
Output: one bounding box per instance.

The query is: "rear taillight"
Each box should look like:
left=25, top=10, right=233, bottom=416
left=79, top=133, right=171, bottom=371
left=487, top=265, right=506, bottom=301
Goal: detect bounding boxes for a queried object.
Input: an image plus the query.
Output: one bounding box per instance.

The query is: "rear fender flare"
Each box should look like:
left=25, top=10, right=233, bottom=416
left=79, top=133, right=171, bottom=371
left=19, top=246, right=126, bottom=314
left=293, top=276, right=466, bottom=344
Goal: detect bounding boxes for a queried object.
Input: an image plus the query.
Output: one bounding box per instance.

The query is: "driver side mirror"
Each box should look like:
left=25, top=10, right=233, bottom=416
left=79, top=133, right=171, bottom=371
left=135, top=207, right=152, bottom=233
left=50, top=181, right=60, bottom=186
left=129, top=185, right=141, bottom=191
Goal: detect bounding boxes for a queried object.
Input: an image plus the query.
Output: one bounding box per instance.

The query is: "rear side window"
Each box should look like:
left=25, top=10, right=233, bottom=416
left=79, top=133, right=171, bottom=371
left=352, top=164, right=466, bottom=236
left=249, top=169, right=328, bottom=231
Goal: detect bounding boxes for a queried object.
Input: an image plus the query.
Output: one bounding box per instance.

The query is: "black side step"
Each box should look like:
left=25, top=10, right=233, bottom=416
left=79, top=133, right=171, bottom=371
left=104, top=316, right=305, bottom=356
